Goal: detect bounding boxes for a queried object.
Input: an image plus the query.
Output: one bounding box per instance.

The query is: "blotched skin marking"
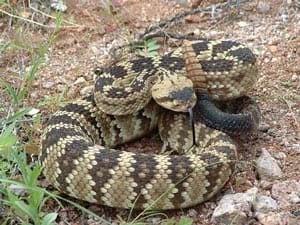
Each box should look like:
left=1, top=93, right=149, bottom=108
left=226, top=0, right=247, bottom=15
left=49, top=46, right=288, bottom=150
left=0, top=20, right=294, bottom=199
left=94, top=40, right=257, bottom=116
left=40, top=95, right=240, bottom=209
left=40, top=40, right=259, bottom=210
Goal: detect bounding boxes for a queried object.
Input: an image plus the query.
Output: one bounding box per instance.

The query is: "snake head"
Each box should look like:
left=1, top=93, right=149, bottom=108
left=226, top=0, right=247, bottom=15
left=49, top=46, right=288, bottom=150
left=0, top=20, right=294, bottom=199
left=151, top=74, right=197, bottom=112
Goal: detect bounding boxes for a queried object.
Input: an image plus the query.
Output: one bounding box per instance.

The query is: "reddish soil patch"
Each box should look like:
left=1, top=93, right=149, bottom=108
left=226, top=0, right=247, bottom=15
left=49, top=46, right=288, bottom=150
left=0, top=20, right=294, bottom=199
left=1, top=0, right=299, bottom=224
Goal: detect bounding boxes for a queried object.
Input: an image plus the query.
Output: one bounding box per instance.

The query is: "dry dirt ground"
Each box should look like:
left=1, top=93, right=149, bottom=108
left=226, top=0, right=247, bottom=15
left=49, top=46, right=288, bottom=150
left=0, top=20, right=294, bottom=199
left=0, top=0, right=299, bottom=224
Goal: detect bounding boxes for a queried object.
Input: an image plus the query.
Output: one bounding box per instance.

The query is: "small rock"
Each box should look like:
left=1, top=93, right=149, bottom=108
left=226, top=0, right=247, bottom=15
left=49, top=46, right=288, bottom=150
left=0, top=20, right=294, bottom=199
left=256, top=148, right=283, bottom=180
left=175, top=0, right=189, bottom=7
left=74, top=77, right=86, bottom=85
left=211, top=187, right=258, bottom=225
left=267, top=128, right=276, bottom=136
left=253, top=195, right=277, bottom=213
left=90, top=45, right=101, bottom=55
left=274, top=152, right=286, bottom=161
left=272, top=180, right=300, bottom=208
left=30, top=91, right=39, bottom=99
left=257, top=1, right=271, bottom=13
left=237, top=21, right=249, bottom=27
left=43, top=81, right=55, bottom=89
left=259, top=180, right=273, bottom=190
left=258, top=122, right=271, bottom=132
left=27, top=108, right=40, bottom=116
left=57, top=84, right=67, bottom=92
left=50, top=0, right=67, bottom=12
left=268, top=45, right=278, bottom=53
left=185, top=15, right=200, bottom=23
left=256, top=212, right=295, bottom=225
left=290, top=192, right=300, bottom=204
left=187, top=208, right=198, bottom=217
left=291, top=74, right=298, bottom=82
left=292, top=144, right=300, bottom=153
left=146, top=216, right=161, bottom=224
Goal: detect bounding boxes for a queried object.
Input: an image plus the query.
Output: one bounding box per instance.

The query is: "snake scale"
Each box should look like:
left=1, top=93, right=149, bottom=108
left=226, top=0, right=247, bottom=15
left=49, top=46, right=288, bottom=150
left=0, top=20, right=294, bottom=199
left=40, top=40, right=260, bottom=210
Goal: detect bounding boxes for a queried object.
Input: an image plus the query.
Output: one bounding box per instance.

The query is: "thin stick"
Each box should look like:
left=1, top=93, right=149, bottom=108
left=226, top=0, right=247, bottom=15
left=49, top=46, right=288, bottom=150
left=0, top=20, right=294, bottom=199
left=0, top=8, right=83, bottom=29
left=110, top=0, right=252, bottom=56
left=29, top=6, right=81, bottom=27
left=0, top=8, right=53, bottom=28
left=140, top=0, right=252, bottom=39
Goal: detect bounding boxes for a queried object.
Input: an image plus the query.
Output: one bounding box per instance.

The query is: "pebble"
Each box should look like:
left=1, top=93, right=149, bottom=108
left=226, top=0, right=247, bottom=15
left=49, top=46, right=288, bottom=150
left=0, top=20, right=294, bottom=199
left=175, top=0, right=189, bottom=7
left=237, top=21, right=249, bottom=27
left=187, top=208, right=198, bottom=217
left=50, top=0, right=67, bottom=12
left=146, top=216, right=161, bottom=224
left=292, top=144, right=300, bottom=154
left=253, top=195, right=278, bottom=213
left=211, top=187, right=258, bottom=225
left=267, top=128, right=276, bottom=136
left=291, top=74, right=298, bottom=81
left=90, top=45, right=102, bottom=55
left=271, top=180, right=300, bottom=208
left=256, top=212, right=295, bottom=225
left=256, top=148, right=283, bottom=180
left=30, top=91, right=39, bottom=99
left=257, top=122, right=271, bottom=132
left=259, top=180, right=273, bottom=190
left=27, top=108, right=40, bottom=116
left=74, top=77, right=87, bottom=85
left=57, top=84, right=67, bottom=92
left=268, top=45, right=278, bottom=53
left=257, top=1, right=271, bottom=13
left=43, top=81, right=55, bottom=89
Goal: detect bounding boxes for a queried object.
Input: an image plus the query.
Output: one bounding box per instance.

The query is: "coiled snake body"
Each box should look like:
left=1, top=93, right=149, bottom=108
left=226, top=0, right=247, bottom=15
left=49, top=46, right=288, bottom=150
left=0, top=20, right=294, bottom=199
left=40, top=40, right=259, bottom=210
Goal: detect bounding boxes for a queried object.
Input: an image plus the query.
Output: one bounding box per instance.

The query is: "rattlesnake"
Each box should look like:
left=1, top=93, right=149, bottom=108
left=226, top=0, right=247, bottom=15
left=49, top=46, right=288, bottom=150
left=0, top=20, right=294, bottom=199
left=40, top=40, right=259, bottom=210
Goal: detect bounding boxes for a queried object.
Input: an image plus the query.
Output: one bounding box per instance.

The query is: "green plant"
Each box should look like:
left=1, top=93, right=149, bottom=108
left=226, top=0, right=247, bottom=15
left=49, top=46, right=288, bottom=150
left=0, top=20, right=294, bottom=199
left=0, top=6, right=63, bottom=224
left=164, top=217, right=193, bottom=225
left=0, top=78, right=57, bottom=225
left=0, top=159, right=58, bottom=225
left=281, top=80, right=294, bottom=88
left=135, top=39, right=161, bottom=57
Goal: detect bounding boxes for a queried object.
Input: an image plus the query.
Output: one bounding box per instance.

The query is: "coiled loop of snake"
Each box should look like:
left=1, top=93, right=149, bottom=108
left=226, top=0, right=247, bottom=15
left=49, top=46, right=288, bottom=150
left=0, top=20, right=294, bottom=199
left=40, top=40, right=259, bottom=210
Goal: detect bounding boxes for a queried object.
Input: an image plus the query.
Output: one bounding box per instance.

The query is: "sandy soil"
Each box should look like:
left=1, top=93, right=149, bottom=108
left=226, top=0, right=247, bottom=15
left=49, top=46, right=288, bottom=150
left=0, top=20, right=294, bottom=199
left=0, top=0, right=299, bottom=224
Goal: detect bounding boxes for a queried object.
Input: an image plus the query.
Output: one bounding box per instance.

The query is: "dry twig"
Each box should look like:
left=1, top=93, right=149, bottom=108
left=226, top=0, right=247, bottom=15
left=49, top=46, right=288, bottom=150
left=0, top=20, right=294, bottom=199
left=110, top=0, right=252, bottom=56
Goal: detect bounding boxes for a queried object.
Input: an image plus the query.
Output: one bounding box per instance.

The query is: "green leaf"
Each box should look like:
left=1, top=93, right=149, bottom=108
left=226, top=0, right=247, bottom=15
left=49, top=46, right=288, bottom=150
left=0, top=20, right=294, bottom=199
left=0, top=123, right=15, bottom=138
left=1, top=108, right=30, bottom=127
left=164, top=218, right=175, bottom=225
left=148, top=44, right=160, bottom=51
left=0, top=123, right=17, bottom=150
left=29, top=189, right=44, bottom=210
left=0, top=134, right=17, bottom=150
left=147, top=51, right=158, bottom=57
left=2, top=80, right=18, bottom=105
left=15, top=200, right=38, bottom=220
left=136, top=49, right=146, bottom=57
left=146, top=40, right=160, bottom=51
left=28, top=165, right=43, bottom=187
left=177, top=217, right=193, bottom=225
left=41, top=213, right=58, bottom=225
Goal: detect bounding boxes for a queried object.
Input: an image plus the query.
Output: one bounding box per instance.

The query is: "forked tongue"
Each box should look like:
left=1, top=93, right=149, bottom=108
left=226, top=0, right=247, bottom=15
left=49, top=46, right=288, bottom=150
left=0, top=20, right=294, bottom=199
left=188, top=107, right=197, bottom=147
